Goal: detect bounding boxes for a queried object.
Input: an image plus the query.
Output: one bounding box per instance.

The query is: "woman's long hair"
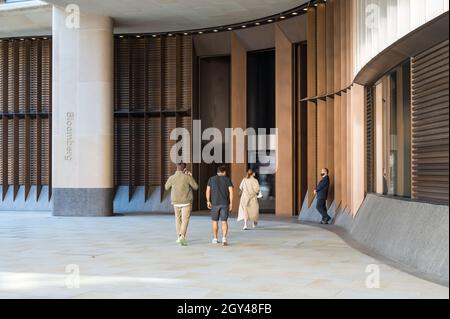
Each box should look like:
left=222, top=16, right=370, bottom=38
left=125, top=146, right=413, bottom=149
left=246, top=168, right=254, bottom=179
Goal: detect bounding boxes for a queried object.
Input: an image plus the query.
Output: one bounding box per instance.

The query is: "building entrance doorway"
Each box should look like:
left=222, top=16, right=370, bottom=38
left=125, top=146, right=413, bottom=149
left=196, top=56, right=231, bottom=210
left=247, top=49, right=276, bottom=213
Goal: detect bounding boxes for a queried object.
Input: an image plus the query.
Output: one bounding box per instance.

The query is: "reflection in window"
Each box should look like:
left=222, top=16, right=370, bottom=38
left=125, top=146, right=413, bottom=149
left=377, top=60, right=412, bottom=198
left=247, top=49, right=276, bottom=213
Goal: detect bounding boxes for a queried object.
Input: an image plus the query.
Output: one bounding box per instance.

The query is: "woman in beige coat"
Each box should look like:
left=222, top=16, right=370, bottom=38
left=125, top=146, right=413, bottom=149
left=238, top=169, right=260, bottom=230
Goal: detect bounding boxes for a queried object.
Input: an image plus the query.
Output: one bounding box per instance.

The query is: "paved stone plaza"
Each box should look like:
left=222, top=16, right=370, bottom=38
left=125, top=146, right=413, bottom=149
left=0, top=212, right=448, bottom=299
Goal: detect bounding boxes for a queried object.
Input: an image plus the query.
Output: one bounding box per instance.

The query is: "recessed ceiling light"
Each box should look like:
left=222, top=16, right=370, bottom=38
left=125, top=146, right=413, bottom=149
left=242, top=25, right=247, bottom=28
left=303, top=8, right=308, bottom=11
left=292, top=12, right=298, bottom=15
left=43, top=37, right=48, bottom=40
left=136, top=35, right=141, bottom=38
left=280, top=16, right=286, bottom=19
left=213, top=29, right=218, bottom=32
left=267, top=19, right=273, bottom=22
left=227, top=27, right=233, bottom=31
left=32, top=38, right=36, bottom=40
left=119, top=35, right=124, bottom=38
left=168, top=33, right=173, bottom=36
left=152, top=34, right=157, bottom=37
left=198, top=31, right=203, bottom=34
left=255, top=22, right=260, bottom=25
left=184, top=32, right=189, bottom=35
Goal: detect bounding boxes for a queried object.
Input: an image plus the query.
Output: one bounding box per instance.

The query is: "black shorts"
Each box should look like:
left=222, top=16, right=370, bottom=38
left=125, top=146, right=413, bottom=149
left=211, top=205, right=230, bottom=221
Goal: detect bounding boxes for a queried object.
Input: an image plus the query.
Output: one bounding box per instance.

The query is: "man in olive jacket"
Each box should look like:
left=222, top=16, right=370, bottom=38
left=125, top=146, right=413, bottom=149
left=165, top=162, right=199, bottom=246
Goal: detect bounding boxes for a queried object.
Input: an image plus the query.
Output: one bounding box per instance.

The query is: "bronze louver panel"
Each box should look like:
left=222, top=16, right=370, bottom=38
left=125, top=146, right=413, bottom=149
left=40, top=118, right=50, bottom=185
left=30, top=41, right=38, bottom=113
left=131, top=38, right=146, bottom=112
left=7, top=41, right=15, bottom=114
left=30, top=118, right=37, bottom=185
left=148, top=38, right=162, bottom=111
left=411, top=40, right=449, bottom=205
left=114, top=35, right=193, bottom=201
left=0, top=42, right=5, bottom=113
left=180, top=115, right=192, bottom=171
left=0, top=38, right=52, bottom=202
left=115, top=38, right=131, bottom=112
left=18, top=41, right=27, bottom=114
left=132, top=117, right=146, bottom=185
left=0, top=42, right=6, bottom=192
left=18, top=118, right=26, bottom=185
left=41, top=40, right=51, bottom=114
left=162, top=37, right=177, bottom=111
left=162, top=115, right=177, bottom=183
left=7, top=119, right=14, bottom=186
left=115, top=117, right=130, bottom=185
left=181, top=37, right=192, bottom=111
left=0, top=119, right=3, bottom=187
left=366, top=86, right=374, bottom=194
left=147, top=116, right=161, bottom=186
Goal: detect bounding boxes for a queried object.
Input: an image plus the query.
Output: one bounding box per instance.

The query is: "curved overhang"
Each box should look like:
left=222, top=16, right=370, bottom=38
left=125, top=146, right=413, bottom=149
left=0, top=1, right=52, bottom=38
left=354, top=11, right=449, bottom=86
left=1, top=0, right=313, bottom=39
left=45, top=0, right=310, bottom=34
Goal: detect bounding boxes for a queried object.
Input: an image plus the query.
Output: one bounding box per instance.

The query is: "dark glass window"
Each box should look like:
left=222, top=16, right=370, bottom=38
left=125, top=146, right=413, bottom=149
left=375, top=59, right=411, bottom=198
left=247, top=49, right=276, bottom=213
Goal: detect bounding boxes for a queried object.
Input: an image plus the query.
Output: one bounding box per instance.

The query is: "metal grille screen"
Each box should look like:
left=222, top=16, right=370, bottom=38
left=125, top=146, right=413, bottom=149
left=411, top=40, right=449, bottom=205
left=114, top=35, right=193, bottom=201
left=366, top=86, right=374, bottom=194
left=0, top=38, right=52, bottom=201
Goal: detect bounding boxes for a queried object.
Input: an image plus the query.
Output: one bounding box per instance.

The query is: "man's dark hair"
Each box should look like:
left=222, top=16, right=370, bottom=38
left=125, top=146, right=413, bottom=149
left=323, top=168, right=329, bottom=174
left=217, top=165, right=227, bottom=174
left=177, top=162, right=187, bottom=171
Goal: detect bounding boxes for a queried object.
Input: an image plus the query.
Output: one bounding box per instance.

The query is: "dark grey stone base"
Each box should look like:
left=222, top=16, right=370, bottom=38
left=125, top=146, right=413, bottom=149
left=0, top=186, right=51, bottom=211
left=299, top=193, right=450, bottom=286
left=297, top=190, right=339, bottom=223
left=113, top=186, right=173, bottom=213
left=53, top=188, right=113, bottom=217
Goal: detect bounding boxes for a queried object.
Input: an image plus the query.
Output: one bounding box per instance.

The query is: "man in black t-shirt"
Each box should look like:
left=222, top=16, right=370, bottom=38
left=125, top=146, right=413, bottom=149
left=206, top=165, right=234, bottom=246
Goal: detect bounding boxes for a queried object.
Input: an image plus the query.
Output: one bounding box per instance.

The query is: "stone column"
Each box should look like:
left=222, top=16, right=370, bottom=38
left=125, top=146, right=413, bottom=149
left=52, top=6, right=113, bottom=216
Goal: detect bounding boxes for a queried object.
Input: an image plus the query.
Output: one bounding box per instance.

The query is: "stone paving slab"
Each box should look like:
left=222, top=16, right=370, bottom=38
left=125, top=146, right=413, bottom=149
left=0, top=212, right=448, bottom=299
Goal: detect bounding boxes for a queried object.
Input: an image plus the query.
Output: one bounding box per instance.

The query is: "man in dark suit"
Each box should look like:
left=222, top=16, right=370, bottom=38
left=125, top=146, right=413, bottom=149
left=314, top=168, right=331, bottom=224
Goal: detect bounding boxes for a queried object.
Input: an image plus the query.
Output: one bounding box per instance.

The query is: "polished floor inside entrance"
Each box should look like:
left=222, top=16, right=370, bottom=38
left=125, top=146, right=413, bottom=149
left=0, top=212, right=448, bottom=299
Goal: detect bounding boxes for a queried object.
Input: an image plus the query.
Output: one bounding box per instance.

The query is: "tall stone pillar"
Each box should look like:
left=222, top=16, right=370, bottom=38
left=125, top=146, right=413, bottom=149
left=52, top=7, right=114, bottom=216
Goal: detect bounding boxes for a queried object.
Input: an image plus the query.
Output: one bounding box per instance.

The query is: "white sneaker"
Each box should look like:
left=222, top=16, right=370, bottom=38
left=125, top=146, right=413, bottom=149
left=222, top=238, right=228, bottom=246
left=176, top=237, right=181, bottom=243
left=252, top=221, right=258, bottom=228
left=243, top=226, right=249, bottom=230
left=212, top=238, right=219, bottom=244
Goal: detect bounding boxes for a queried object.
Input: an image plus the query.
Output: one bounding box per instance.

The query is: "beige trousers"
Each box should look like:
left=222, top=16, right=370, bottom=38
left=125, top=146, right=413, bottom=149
left=174, top=204, right=192, bottom=238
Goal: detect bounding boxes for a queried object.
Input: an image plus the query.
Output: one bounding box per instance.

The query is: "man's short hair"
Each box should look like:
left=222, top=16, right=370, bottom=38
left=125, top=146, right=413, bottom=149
left=323, top=168, right=329, bottom=174
left=217, top=165, right=227, bottom=174
left=177, top=162, right=187, bottom=170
